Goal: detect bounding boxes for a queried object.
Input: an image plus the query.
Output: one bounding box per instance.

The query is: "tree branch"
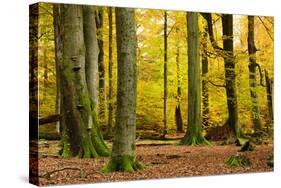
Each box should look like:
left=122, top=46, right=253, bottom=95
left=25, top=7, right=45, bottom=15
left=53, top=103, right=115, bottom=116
left=258, top=16, right=273, bottom=41
left=207, top=80, right=226, bottom=88
left=200, top=13, right=224, bottom=51
left=255, top=63, right=265, bottom=87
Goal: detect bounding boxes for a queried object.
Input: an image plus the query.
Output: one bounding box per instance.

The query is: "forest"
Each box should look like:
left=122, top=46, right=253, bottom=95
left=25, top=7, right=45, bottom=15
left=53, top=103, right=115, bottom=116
left=29, top=2, right=274, bottom=186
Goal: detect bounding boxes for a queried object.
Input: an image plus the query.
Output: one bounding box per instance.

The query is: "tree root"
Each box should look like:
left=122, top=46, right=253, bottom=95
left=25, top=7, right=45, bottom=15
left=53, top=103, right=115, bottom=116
left=101, top=155, right=144, bottom=173
left=180, top=135, right=210, bottom=146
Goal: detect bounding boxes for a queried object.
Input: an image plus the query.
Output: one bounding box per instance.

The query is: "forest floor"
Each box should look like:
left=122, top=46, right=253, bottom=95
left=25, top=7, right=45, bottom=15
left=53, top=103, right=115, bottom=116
left=33, top=134, right=273, bottom=186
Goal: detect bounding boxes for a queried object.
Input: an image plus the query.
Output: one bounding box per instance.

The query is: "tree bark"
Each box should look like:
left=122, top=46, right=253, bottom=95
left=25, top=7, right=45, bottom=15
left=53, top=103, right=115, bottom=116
left=180, top=12, right=209, bottom=145
left=247, top=16, right=262, bottom=131
left=102, top=7, right=143, bottom=173
left=83, top=6, right=100, bottom=115
left=222, top=14, right=239, bottom=139
left=174, top=28, right=183, bottom=133
left=59, top=5, right=109, bottom=158
left=96, top=8, right=108, bottom=127
left=163, top=11, right=168, bottom=137
left=107, top=7, right=113, bottom=136
left=202, top=26, right=210, bottom=127
left=265, top=70, right=273, bottom=125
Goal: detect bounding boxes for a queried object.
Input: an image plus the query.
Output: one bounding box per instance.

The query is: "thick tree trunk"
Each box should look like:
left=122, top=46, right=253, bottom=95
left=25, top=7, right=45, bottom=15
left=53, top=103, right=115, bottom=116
left=247, top=16, right=262, bottom=131
left=83, top=6, right=100, bottom=115
left=59, top=5, right=109, bottom=158
left=102, top=7, right=143, bottom=173
left=96, top=8, right=108, bottom=127
left=107, top=7, right=113, bottom=136
left=163, top=11, right=168, bottom=137
left=53, top=4, right=62, bottom=134
left=202, top=27, right=209, bottom=127
left=174, top=28, right=183, bottom=133
left=222, top=14, right=239, bottom=139
left=180, top=12, right=209, bottom=145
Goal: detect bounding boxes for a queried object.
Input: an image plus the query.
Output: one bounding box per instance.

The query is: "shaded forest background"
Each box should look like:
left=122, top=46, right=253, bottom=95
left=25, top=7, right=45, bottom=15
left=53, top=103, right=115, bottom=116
left=37, top=3, right=273, bottom=137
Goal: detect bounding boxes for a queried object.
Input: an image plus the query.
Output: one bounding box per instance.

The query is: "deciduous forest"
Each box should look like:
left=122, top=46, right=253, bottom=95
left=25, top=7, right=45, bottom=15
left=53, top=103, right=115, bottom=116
left=29, top=3, right=274, bottom=186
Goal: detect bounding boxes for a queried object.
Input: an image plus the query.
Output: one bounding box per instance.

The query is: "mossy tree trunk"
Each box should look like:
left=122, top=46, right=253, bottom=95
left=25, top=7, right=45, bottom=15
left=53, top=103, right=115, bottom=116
left=59, top=5, right=109, bottom=158
left=107, top=7, right=113, bottom=137
left=180, top=12, right=209, bottom=145
left=247, top=16, right=262, bottom=131
left=174, top=28, right=183, bottom=133
left=202, top=26, right=210, bottom=127
left=96, top=8, right=108, bottom=127
left=222, top=14, right=239, bottom=139
left=102, top=7, right=143, bottom=173
left=163, top=11, right=168, bottom=137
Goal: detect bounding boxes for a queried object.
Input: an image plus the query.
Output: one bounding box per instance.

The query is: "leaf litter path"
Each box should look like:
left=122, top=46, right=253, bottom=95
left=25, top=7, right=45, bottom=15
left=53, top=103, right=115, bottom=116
left=37, top=141, right=273, bottom=186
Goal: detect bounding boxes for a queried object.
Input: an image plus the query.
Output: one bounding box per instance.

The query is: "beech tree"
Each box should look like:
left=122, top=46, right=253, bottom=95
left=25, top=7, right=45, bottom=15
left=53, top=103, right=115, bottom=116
left=247, top=16, right=262, bottom=131
left=222, top=14, right=239, bottom=139
left=59, top=4, right=109, bottom=158
left=180, top=12, right=209, bottom=145
left=102, top=7, right=143, bottom=172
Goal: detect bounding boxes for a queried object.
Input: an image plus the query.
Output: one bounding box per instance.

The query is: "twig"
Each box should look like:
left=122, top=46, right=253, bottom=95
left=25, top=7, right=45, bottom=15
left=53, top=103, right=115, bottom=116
left=207, top=80, right=226, bottom=88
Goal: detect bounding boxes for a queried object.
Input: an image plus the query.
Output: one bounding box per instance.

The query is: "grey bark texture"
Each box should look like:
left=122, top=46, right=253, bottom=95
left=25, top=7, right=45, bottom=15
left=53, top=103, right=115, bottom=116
left=102, top=7, right=143, bottom=173
left=180, top=12, right=209, bottom=145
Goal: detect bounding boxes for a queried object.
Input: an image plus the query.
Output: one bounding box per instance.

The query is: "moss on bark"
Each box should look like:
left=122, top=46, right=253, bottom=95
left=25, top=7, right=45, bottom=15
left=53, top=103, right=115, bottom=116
left=101, top=155, right=144, bottom=173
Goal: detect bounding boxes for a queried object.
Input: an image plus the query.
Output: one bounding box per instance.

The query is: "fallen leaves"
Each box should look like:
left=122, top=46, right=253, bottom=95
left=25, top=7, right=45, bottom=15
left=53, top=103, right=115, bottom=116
left=33, top=141, right=273, bottom=186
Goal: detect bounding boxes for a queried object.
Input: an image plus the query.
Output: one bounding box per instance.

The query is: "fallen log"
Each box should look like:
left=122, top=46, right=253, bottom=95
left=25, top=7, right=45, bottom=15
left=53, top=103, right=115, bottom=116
left=39, top=114, right=61, bottom=125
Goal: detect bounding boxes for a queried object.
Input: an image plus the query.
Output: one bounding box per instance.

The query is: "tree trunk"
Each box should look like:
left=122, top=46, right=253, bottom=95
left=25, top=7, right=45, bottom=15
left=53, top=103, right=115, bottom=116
left=59, top=5, right=109, bottom=158
left=265, top=70, right=273, bottom=125
left=83, top=6, right=99, bottom=115
left=163, top=11, right=168, bottom=137
left=53, top=4, right=62, bottom=134
left=107, top=7, right=113, bottom=136
left=174, top=28, right=183, bottom=133
left=247, top=16, right=262, bottom=131
left=102, top=7, right=143, bottom=173
left=43, top=48, right=48, bottom=99
left=180, top=12, right=209, bottom=145
left=96, top=8, right=108, bottom=127
left=202, top=26, right=209, bottom=127
left=222, top=14, right=239, bottom=139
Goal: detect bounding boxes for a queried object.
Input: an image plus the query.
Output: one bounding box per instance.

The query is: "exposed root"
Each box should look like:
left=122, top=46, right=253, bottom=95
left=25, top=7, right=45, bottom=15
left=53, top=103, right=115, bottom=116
left=101, top=155, right=144, bottom=173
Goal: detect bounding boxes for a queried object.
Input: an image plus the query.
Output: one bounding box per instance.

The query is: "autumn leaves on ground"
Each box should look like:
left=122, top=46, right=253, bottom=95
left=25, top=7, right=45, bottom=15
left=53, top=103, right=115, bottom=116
left=29, top=2, right=274, bottom=186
